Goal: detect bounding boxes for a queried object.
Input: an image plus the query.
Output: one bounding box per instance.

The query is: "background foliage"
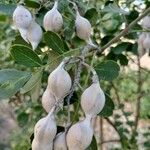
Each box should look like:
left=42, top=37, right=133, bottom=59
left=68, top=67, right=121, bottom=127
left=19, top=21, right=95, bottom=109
left=0, top=0, right=150, bottom=150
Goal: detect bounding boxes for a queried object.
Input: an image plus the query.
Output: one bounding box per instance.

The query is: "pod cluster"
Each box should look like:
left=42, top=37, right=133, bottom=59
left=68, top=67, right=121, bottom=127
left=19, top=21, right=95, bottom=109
left=32, top=60, right=105, bottom=150
left=13, top=1, right=94, bottom=51
left=32, top=61, right=72, bottom=150
left=66, top=76, right=105, bottom=150
left=138, top=16, right=150, bottom=57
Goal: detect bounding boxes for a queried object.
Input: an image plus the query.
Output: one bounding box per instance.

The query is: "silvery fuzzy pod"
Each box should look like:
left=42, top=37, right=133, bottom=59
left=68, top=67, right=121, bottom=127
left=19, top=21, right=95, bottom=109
left=53, top=132, right=67, bottom=150
left=48, top=61, right=72, bottom=101
left=75, top=10, right=92, bottom=42
left=137, top=33, right=146, bottom=57
left=143, top=33, right=150, bottom=53
left=27, top=20, right=43, bottom=50
left=13, top=5, right=32, bottom=42
left=42, top=87, right=56, bottom=113
left=33, top=109, right=57, bottom=145
left=43, top=1, right=63, bottom=32
left=32, top=139, right=53, bottom=150
left=142, top=16, right=150, bottom=30
left=66, top=116, right=93, bottom=150
left=81, top=81, right=105, bottom=117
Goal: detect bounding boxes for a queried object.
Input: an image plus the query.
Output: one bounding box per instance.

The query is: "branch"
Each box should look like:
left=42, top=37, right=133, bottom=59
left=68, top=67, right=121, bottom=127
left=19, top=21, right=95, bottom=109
left=105, top=118, right=120, bottom=138
left=133, top=56, right=142, bottom=133
left=96, top=7, right=150, bottom=54
left=100, top=139, right=121, bottom=144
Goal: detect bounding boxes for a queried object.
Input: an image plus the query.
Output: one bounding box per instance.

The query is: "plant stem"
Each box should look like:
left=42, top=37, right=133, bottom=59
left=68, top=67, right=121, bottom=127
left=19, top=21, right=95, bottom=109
left=133, top=56, right=142, bottom=133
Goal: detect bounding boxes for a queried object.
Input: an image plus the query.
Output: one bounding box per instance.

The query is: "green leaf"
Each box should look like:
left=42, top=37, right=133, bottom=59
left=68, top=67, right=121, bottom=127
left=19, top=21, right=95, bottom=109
left=0, top=4, right=15, bottom=15
left=24, top=0, right=40, bottom=8
left=102, top=4, right=129, bottom=15
left=17, top=112, right=29, bottom=127
left=112, top=43, right=129, bottom=54
left=95, top=60, right=120, bottom=81
left=87, top=136, right=98, bottom=150
left=0, top=69, right=31, bottom=100
left=21, top=69, right=43, bottom=94
left=84, top=8, right=98, bottom=25
left=44, top=31, right=65, bottom=54
left=10, top=44, right=43, bottom=67
left=118, top=54, right=128, bottom=66
left=99, top=93, right=114, bottom=117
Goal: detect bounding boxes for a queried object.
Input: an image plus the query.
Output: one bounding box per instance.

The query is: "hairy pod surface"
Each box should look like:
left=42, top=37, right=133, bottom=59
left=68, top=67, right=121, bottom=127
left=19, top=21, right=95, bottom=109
left=143, top=33, right=150, bottom=53
left=48, top=62, right=72, bottom=101
left=43, top=1, right=63, bottom=32
left=13, top=5, right=32, bottom=42
left=42, top=87, right=56, bottom=113
left=75, top=10, right=92, bottom=43
left=66, top=116, right=93, bottom=150
left=142, top=16, right=150, bottom=29
left=33, top=111, right=57, bottom=145
left=32, top=139, right=53, bottom=150
left=27, top=20, right=43, bottom=50
left=54, top=132, right=67, bottom=150
left=81, top=82, right=105, bottom=117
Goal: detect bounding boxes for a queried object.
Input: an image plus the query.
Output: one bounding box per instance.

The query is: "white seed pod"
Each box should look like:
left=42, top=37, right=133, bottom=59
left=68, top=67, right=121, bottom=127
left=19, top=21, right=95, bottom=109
left=42, top=87, right=56, bottom=113
left=27, top=20, right=43, bottom=50
left=32, top=139, right=53, bottom=150
left=13, top=5, right=32, bottom=42
left=143, top=33, right=150, bottom=53
left=54, top=132, right=67, bottom=150
left=43, top=1, right=63, bottom=32
left=142, top=16, right=150, bottom=29
left=48, top=61, right=72, bottom=101
left=66, top=116, right=93, bottom=150
left=137, top=33, right=146, bottom=57
left=33, top=109, right=57, bottom=145
left=75, top=10, right=92, bottom=43
left=81, top=81, right=105, bottom=117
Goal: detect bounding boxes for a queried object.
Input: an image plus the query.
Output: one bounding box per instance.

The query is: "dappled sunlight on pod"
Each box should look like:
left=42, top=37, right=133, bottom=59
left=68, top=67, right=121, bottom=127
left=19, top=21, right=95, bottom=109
left=48, top=61, right=72, bottom=102
left=142, top=16, right=150, bottom=29
left=43, top=0, right=63, bottom=32
left=54, top=132, right=67, bottom=150
left=143, top=33, right=150, bottom=53
left=137, top=32, right=146, bottom=57
left=13, top=5, right=32, bottom=42
left=41, top=87, right=56, bottom=113
left=32, top=109, right=57, bottom=149
left=27, top=20, right=43, bottom=50
left=81, top=81, right=105, bottom=118
left=66, top=116, right=93, bottom=150
left=75, top=10, right=92, bottom=44
left=32, top=139, right=53, bottom=150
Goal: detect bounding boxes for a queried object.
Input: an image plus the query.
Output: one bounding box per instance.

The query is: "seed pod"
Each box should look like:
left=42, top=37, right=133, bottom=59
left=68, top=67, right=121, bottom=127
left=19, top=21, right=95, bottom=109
left=43, top=1, right=63, bottom=32
left=48, top=61, right=72, bottom=102
left=33, top=108, right=57, bottom=145
left=54, top=132, right=67, bottom=150
left=42, top=87, right=56, bottom=113
left=32, top=139, right=53, bottom=150
left=137, top=33, right=146, bottom=57
left=66, top=116, right=93, bottom=150
left=142, top=16, right=150, bottom=29
left=143, top=33, right=150, bottom=53
left=27, top=20, right=43, bottom=50
left=81, top=81, right=105, bottom=117
left=75, top=10, right=92, bottom=43
left=13, top=5, right=32, bottom=42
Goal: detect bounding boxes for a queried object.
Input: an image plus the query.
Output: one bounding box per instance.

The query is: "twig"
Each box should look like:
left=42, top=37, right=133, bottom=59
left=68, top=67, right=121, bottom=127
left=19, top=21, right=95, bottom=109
left=105, top=118, right=120, bottom=138
left=100, top=139, right=121, bottom=144
left=133, top=55, right=142, bottom=133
